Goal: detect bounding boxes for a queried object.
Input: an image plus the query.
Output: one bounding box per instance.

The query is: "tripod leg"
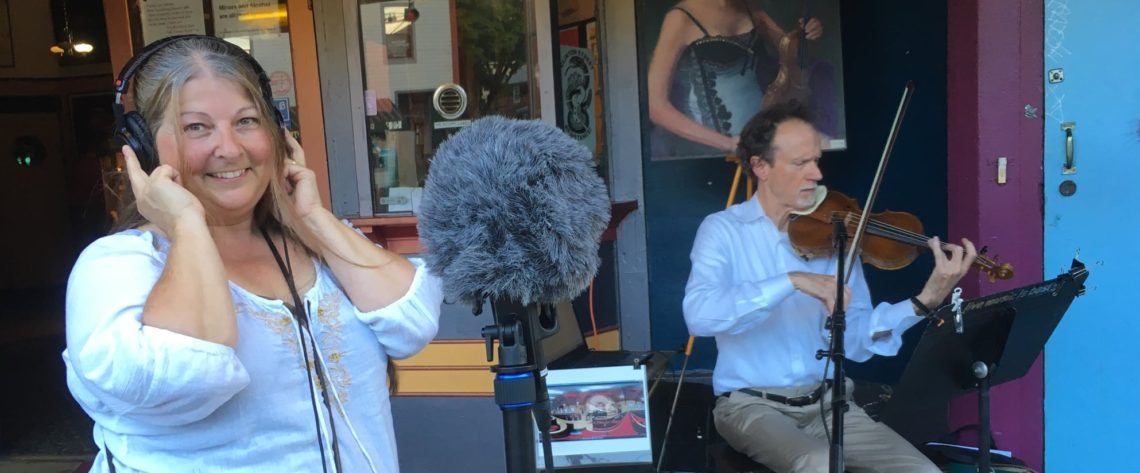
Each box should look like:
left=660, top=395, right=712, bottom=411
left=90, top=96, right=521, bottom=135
left=656, top=337, right=695, bottom=472
left=726, top=160, right=744, bottom=209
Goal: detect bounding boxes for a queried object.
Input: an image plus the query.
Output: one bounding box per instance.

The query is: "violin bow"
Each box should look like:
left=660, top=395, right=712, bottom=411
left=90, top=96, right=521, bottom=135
left=843, top=82, right=915, bottom=281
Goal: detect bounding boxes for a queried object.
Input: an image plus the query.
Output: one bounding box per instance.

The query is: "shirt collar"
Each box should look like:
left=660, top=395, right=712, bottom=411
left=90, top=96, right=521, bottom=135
left=727, top=193, right=769, bottom=223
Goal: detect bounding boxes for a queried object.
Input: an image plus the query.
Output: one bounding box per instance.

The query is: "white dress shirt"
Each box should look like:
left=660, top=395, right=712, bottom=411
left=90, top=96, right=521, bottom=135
left=683, top=196, right=923, bottom=395
left=64, top=229, right=442, bottom=472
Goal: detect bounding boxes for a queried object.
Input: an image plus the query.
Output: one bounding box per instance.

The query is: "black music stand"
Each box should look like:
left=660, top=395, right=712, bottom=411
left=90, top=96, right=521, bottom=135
left=892, top=260, right=1088, bottom=472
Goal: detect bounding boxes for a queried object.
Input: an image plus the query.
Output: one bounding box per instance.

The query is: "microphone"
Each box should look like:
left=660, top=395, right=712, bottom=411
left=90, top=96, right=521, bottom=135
left=417, top=116, right=611, bottom=308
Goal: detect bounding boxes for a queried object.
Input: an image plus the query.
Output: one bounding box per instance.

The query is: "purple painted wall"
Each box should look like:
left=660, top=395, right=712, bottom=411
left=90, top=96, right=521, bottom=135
left=946, top=1, right=1045, bottom=470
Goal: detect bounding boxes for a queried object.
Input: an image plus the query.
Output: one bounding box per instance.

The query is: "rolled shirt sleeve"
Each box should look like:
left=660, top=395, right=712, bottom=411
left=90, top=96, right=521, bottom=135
left=353, top=258, right=443, bottom=359
left=64, top=232, right=250, bottom=428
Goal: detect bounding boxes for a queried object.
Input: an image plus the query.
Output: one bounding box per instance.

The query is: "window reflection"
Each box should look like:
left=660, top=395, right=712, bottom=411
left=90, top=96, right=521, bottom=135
left=383, top=5, right=415, bottom=61
left=126, top=1, right=301, bottom=136
left=359, top=0, right=534, bottom=214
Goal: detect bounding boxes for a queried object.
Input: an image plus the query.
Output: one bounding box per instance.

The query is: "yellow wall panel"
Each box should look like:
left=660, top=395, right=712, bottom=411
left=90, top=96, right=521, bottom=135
left=394, top=329, right=621, bottom=396
left=397, top=368, right=494, bottom=396
left=395, top=339, right=497, bottom=368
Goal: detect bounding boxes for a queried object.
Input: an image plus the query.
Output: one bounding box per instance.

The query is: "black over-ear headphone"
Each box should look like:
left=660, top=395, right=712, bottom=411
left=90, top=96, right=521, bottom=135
left=113, top=35, right=283, bottom=172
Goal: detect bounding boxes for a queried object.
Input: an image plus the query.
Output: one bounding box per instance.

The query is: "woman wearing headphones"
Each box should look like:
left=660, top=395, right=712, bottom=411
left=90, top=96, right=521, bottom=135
left=63, top=35, right=442, bottom=472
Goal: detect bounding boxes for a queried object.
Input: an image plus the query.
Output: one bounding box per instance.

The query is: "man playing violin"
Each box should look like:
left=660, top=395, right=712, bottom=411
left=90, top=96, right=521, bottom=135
left=683, top=100, right=976, bottom=473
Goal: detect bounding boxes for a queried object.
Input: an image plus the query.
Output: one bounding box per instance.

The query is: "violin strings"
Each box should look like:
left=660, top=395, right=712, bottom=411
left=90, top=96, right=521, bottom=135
left=833, top=211, right=1000, bottom=269
left=834, top=211, right=928, bottom=245
left=862, top=218, right=1000, bottom=267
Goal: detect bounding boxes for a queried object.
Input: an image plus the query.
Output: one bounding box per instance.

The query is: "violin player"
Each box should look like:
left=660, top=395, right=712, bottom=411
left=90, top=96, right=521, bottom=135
left=682, top=100, right=976, bottom=472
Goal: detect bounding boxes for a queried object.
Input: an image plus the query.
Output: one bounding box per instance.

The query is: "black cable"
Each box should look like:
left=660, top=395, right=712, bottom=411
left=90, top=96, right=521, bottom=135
left=283, top=233, right=344, bottom=471
left=293, top=305, right=331, bottom=473
left=261, top=226, right=342, bottom=472
left=303, top=299, right=343, bottom=470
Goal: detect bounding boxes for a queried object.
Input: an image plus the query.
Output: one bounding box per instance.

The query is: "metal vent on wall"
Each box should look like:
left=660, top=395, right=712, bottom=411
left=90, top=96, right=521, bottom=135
left=432, top=83, right=468, bottom=120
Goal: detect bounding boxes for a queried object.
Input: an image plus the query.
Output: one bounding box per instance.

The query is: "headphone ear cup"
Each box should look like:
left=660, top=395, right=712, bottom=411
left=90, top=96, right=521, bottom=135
left=122, top=112, right=158, bottom=172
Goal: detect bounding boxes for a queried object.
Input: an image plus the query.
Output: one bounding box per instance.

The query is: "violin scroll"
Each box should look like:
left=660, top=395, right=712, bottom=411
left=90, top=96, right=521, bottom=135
left=978, top=258, right=1014, bottom=282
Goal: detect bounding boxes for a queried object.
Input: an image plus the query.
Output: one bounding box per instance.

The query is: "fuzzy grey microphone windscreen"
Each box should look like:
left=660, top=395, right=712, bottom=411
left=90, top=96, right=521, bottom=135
left=417, top=116, right=611, bottom=307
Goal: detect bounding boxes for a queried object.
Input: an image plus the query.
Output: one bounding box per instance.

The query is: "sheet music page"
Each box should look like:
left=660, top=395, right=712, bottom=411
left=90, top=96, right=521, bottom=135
left=925, top=442, right=1013, bottom=458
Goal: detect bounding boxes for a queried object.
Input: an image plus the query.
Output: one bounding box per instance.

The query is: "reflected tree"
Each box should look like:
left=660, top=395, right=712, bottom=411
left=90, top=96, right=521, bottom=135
left=456, top=0, right=527, bottom=116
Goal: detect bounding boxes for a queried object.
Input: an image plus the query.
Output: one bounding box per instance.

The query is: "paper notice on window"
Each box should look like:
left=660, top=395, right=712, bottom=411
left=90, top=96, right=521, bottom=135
left=140, top=0, right=206, bottom=45
left=213, top=0, right=285, bottom=37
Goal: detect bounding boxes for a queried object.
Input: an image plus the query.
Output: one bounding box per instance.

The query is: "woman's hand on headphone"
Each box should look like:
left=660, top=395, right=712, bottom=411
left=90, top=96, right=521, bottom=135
left=122, top=145, right=205, bottom=234
left=281, top=130, right=323, bottom=219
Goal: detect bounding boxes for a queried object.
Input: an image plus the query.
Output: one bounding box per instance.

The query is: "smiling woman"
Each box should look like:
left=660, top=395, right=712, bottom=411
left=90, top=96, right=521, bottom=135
left=64, top=35, right=443, bottom=473
left=154, top=77, right=276, bottom=224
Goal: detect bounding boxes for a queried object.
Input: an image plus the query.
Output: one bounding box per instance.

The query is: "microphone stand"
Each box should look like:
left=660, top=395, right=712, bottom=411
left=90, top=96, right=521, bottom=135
left=816, top=219, right=849, bottom=473
left=481, top=298, right=559, bottom=473
left=815, top=81, right=915, bottom=473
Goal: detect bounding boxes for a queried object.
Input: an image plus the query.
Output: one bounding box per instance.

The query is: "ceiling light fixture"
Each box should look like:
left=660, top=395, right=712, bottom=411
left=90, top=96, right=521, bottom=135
left=50, top=0, right=94, bottom=57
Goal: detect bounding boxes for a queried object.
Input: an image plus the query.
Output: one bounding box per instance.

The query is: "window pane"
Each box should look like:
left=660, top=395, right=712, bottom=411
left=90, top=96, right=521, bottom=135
left=358, top=0, right=536, bottom=215
left=127, top=1, right=301, bottom=136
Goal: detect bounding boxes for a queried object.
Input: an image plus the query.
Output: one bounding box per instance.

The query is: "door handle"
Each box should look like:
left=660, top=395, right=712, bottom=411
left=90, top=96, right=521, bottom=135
left=1061, top=122, right=1077, bottom=174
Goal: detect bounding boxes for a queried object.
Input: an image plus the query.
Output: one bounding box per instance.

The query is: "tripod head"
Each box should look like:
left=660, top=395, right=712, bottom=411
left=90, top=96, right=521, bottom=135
left=479, top=297, right=563, bottom=473
left=481, top=299, right=560, bottom=367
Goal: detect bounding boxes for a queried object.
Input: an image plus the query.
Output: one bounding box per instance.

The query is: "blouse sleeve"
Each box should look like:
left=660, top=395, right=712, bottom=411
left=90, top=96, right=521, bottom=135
left=64, top=232, right=250, bottom=427
left=352, top=258, right=443, bottom=359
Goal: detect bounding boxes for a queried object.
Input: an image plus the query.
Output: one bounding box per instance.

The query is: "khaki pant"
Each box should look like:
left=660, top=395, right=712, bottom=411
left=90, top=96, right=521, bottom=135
left=712, top=380, right=940, bottom=473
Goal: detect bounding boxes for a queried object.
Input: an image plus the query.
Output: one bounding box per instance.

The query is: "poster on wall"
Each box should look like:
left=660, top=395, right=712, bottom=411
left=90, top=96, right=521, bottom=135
left=139, top=0, right=206, bottom=45
left=637, top=0, right=847, bottom=161
left=561, top=45, right=596, bottom=155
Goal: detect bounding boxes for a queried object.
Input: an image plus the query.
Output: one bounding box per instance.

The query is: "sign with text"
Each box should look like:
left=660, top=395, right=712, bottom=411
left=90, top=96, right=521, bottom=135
left=140, top=0, right=206, bottom=45
left=213, top=0, right=285, bottom=37
left=272, top=98, right=291, bottom=128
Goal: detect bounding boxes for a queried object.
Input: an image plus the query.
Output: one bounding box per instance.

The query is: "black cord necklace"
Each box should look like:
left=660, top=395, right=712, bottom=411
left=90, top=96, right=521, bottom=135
left=260, top=225, right=343, bottom=472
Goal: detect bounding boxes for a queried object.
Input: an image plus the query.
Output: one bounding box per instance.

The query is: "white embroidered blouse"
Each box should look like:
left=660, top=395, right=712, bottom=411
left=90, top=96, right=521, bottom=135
left=63, top=229, right=442, bottom=472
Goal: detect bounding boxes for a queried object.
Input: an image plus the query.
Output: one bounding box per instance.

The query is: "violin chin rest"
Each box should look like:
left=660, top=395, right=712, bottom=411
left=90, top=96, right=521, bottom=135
left=791, top=186, right=829, bottom=216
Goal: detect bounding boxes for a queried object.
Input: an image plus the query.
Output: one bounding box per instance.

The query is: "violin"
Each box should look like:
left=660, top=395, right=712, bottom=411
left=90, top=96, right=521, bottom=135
left=762, top=5, right=814, bottom=109
left=787, top=188, right=1014, bottom=282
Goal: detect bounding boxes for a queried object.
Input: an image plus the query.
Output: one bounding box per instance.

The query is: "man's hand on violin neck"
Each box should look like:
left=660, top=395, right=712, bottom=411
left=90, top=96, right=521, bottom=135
left=915, top=236, right=978, bottom=307
left=788, top=271, right=852, bottom=314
